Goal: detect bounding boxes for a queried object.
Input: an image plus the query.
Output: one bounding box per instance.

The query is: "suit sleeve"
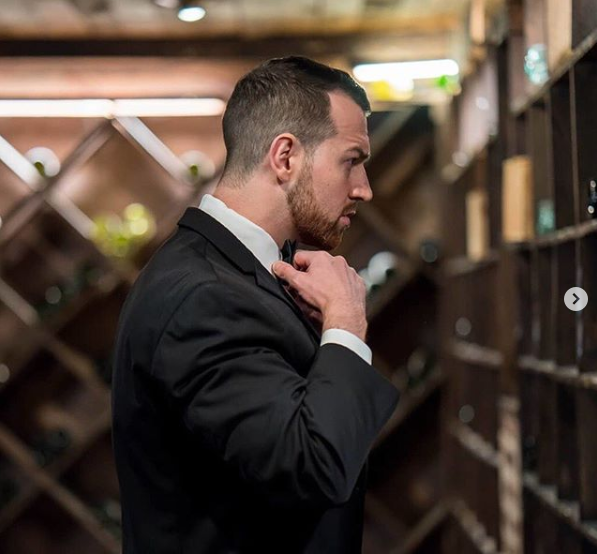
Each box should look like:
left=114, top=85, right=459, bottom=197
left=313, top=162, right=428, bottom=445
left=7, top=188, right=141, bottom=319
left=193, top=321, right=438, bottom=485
left=151, top=281, right=399, bottom=509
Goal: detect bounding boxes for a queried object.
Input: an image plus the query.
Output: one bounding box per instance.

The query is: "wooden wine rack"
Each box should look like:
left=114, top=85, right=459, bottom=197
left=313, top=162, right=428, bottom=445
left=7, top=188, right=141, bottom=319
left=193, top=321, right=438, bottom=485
left=441, top=1, right=597, bottom=552
left=0, top=115, right=203, bottom=553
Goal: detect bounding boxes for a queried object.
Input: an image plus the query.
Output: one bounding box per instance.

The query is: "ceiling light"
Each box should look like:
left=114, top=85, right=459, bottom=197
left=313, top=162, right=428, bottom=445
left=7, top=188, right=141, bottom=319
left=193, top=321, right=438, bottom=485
left=177, top=1, right=206, bottom=22
left=0, top=98, right=225, bottom=118
left=0, top=99, right=113, bottom=118
left=113, top=98, right=224, bottom=117
left=387, top=75, right=415, bottom=92
left=353, top=59, right=460, bottom=82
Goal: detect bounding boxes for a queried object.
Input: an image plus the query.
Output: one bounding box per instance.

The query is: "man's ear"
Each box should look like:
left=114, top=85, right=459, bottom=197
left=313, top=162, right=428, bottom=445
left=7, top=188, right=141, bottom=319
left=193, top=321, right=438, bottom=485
left=267, top=133, right=304, bottom=183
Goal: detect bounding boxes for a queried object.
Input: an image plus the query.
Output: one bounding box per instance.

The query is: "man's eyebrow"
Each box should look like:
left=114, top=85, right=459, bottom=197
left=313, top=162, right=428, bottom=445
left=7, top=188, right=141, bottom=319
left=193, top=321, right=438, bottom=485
left=346, top=147, right=371, bottom=162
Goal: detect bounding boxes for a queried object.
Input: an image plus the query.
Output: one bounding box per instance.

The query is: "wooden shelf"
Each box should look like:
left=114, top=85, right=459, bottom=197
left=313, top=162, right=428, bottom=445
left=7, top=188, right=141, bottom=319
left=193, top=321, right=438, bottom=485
left=366, top=268, right=418, bottom=321
left=443, top=251, right=500, bottom=278
left=448, top=340, right=503, bottom=370
left=519, top=355, right=597, bottom=391
left=511, top=25, right=597, bottom=118
left=0, top=421, right=119, bottom=552
left=0, top=297, right=110, bottom=399
left=532, top=220, right=597, bottom=247
left=364, top=493, right=404, bottom=548
left=360, top=108, right=441, bottom=551
left=0, top=105, right=209, bottom=551
left=480, top=215, right=597, bottom=253
left=440, top=136, right=499, bottom=189
left=450, top=499, right=499, bottom=554
left=441, top=4, right=597, bottom=551
left=0, top=408, right=111, bottom=533
left=502, top=240, right=533, bottom=252
left=390, top=501, right=449, bottom=554
left=524, top=471, right=597, bottom=548
left=40, top=272, right=121, bottom=333
left=450, top=421, right=499, bottom=470
left=43, top=335, right=110, bottom=396
left=374, top=369, right=443, bottom=448
left=45, top=478, right=120, bottom=554
left=0, top=122, right=113, bottom=248
left=0, top=482, right=40, bottom=536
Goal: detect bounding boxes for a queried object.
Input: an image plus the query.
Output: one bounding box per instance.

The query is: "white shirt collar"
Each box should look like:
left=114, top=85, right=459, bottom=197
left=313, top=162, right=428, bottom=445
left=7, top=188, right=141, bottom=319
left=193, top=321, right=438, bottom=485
left=198, top=194, right=281, bottom=275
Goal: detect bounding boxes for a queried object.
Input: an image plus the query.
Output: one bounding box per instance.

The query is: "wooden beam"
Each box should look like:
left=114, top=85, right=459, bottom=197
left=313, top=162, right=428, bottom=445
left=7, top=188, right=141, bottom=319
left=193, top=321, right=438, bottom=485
left=391, top=501, right=449, bottom=554
left=375, top=133, right=434, bottom=198
left=0, top=29, right=456, bottom=59
left=0, top=57, right=254, bottom=98
left=367, top=107, right=435, bottom=186
left=358, top=202, right=412, bottom=259
left=0, top=13, right=459, bottom=41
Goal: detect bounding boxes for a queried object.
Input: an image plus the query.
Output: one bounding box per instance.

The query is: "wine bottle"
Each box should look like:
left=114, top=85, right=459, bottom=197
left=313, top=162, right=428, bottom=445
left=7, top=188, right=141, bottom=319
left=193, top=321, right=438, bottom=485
left=524, top=44, right=549, bottom=86
left=92, top=498, right=122, bottom=539
left=35, top=261, right=103, bottom=320
left=587, top=179, right=597, bottom=218
left=536, top=198, right=555, bottom=235
left=419, top=239, right=439, bottom=264
left=405, top=347, right=436, bottom=390
left=368, top=251, right=398, bottom=285
left=30, top=428, right=72, bottom=467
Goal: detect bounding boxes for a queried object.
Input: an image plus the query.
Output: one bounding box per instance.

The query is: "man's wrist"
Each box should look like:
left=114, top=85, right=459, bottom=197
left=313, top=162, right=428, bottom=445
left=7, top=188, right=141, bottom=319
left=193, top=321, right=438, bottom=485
left=322, top=312, right=367, bottom=342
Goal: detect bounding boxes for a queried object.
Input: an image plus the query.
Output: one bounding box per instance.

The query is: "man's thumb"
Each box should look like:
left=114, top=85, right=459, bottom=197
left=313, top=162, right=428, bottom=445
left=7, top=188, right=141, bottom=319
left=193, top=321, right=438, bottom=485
left=271, top=261, right=286, bottom=275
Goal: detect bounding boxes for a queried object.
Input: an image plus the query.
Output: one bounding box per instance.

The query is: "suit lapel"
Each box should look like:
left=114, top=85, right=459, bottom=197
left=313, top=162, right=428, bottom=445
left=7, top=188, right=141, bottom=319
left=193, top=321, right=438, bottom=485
left=178, top=207, right=255, bottom=274
left=178, top=207, right=321, bottom=343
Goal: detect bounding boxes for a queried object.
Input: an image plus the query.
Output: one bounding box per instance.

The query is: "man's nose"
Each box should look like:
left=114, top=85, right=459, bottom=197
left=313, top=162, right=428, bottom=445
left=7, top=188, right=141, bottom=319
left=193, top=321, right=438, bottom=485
left=351, top=170, right=373, bottom=202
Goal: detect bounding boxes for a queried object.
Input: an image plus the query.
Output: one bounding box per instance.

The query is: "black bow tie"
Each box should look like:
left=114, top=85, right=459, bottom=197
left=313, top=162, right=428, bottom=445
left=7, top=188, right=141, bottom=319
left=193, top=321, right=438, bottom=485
left=281, top=239, right=297, bottom=265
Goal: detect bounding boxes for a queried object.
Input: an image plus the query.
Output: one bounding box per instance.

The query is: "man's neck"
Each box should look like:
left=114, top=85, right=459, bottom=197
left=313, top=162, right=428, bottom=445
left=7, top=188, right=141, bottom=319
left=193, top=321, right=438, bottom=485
left=212, top=183, right=294, bottom=249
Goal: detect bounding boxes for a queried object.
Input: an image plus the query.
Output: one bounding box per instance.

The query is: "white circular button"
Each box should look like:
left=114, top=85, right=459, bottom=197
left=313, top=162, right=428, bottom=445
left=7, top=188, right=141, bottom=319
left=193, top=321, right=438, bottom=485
left=564, top=287, right=588, bottom=311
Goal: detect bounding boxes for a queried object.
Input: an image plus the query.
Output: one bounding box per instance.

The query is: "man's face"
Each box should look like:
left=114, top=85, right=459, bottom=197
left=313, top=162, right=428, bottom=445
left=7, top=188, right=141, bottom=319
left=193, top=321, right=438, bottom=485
left=286, top=91, right=372, bottom=251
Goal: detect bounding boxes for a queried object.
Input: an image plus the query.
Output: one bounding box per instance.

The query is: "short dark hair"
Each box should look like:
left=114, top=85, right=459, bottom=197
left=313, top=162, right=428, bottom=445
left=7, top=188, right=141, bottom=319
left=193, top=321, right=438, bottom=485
left=221, top=56, right=370, bottom=182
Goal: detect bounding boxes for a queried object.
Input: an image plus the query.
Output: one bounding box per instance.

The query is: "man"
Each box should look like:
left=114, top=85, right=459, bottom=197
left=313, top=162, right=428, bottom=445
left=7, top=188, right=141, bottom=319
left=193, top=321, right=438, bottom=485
left=112, top=56, right=399, bottom=554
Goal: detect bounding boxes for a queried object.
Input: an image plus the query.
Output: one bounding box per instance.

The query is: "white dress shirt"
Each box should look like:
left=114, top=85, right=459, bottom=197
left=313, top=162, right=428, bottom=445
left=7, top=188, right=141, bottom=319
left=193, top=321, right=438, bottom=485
left=198, top=194, right=372, bottom=364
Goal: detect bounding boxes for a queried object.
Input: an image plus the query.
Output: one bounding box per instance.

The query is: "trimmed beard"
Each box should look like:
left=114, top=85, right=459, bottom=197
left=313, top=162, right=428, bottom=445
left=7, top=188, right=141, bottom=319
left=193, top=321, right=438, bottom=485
left=286, top=159, right=345, bottom=251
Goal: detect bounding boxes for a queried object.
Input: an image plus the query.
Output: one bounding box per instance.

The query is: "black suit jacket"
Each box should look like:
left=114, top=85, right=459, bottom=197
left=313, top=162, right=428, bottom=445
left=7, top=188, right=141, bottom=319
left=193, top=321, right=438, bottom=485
left=112, top=207, right=399, bottom=554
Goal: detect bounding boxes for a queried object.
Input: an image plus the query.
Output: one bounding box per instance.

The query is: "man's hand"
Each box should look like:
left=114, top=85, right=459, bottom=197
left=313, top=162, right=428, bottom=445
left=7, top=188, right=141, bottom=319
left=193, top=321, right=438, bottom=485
left=272, top=251, right=368, bottom=341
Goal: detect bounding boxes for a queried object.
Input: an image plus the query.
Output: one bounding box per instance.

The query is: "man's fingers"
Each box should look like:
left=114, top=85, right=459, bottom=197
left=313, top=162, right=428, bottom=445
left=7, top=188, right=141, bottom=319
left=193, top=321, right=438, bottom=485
left=289, top=291, right=324, bottom=325
left=272, top=260, right=292, bottom=277
left=272, top=261, right=305, bottom=285
left=293, top=249, right=329, bottom=270
left=292, top=250, right=312, bottom=269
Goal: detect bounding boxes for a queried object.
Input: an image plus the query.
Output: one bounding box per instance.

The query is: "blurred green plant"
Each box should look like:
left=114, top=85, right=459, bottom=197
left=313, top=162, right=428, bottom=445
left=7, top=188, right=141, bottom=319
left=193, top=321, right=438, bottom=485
left=91, top=203, right=156, bottom=259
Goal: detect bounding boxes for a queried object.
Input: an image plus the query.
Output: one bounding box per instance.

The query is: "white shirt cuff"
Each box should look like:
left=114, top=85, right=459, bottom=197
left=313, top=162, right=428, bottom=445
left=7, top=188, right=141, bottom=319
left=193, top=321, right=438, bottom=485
left=320, top=329, right=372, bottom=365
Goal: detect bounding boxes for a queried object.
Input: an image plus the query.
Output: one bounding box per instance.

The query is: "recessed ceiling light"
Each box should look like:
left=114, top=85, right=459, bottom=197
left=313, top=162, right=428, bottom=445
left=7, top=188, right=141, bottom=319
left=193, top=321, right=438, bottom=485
left=177, top=2, right=206, bottom=22
left=0, top=98, right=225, bottom=118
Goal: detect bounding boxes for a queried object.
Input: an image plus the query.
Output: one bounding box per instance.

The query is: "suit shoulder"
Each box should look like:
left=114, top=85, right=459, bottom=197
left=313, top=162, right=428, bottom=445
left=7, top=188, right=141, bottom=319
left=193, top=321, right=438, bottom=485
left=118, top=227, right=219, bottom=330
left=152, top=225, right=217, bottom=276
